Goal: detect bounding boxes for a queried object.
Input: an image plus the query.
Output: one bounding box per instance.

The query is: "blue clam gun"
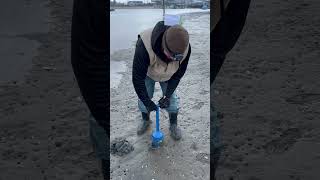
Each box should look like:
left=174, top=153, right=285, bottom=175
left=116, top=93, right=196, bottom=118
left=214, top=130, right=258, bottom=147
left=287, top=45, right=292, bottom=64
left=151, top=105, right=164, bottom=148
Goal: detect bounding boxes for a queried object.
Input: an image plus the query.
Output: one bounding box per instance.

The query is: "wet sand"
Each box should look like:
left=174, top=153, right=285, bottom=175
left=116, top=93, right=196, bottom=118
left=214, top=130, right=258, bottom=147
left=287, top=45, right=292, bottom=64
left=110, top=12, right=210, bottom=180
left=0, top=0, right=103, bottom=179
left=0, top=0, right=49, bottom=82
left=213, top=0, right=320, bottom=179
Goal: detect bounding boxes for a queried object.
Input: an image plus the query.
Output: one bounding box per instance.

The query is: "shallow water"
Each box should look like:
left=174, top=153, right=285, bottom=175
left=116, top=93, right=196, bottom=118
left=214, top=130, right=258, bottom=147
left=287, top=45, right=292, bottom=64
left=0, top=0, right=49, bottom=83
left=110, top=60, right=127, bottom=89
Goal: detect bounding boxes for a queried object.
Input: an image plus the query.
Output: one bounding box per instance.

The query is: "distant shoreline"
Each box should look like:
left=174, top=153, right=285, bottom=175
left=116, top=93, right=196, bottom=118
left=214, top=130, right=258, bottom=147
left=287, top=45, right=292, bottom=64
left=110, top=6, right=206, bottom=10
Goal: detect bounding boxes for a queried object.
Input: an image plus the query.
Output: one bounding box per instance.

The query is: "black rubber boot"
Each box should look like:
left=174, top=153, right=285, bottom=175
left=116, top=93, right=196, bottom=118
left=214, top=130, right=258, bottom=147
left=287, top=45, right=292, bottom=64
left=137, top=112, right=151, bottom=135
left=169, top=113, right=182, bottom=140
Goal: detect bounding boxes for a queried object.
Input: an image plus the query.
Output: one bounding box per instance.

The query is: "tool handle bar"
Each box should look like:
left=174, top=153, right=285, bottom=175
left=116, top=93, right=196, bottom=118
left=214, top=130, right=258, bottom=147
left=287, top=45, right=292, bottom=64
left=156, top=105, right=160, bottom=132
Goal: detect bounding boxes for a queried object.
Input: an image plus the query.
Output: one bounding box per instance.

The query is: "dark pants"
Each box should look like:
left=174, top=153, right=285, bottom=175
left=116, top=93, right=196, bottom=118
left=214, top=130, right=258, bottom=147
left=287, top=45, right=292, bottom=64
left=89, top=115, right=109, bottom=179
left=210, top=88, right=222, bottom=178
left=210, top=0, right=251, bottom=177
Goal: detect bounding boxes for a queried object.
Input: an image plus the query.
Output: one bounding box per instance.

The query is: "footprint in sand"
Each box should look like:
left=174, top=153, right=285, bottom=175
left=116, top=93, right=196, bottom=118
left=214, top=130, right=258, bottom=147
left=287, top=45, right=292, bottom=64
left=285, top=93, right=320, bottom=104
left=195, top=152, right=210, bottom=164
left=192, top=102, right=205, bottom=110
left=263, top=128, right=302, bottom=154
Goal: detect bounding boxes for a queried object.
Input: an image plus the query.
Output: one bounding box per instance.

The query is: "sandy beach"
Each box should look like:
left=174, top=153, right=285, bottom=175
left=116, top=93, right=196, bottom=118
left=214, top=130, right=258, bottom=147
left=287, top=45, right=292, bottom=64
left=1, top=0, right=319, bottom=179
left=213, top=0, right=320, bottom=179
left=0, top=0, right=104, bottom=179
left=110, top=12, right=210, bottom=180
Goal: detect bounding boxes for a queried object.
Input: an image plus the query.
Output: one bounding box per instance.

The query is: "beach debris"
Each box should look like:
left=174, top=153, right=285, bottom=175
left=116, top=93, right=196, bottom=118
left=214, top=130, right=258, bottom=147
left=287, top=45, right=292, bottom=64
left=55, top=141, right=62, bottom=147
left=110, top=138, right=134, bottom=156
left=42, top=66, right=56, bottom=71
left=190, top=142, right=198, bottom=150
left=195, top=152, right=210, bottom=164
left=285, top=93, right=320, bottom=105
left=76, top=96, right=82, bottom=101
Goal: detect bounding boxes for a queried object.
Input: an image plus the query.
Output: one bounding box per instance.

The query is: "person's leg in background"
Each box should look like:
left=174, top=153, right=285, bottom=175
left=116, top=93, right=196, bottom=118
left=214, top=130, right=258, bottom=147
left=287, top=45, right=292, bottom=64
left=89, top=115, right=109, bottom=179
left=159, top=81, right=181, bottom=140
left=210, top=89, right=222, bottom=179
left=137, top=76, right=156, bottom=135
left=211, top=0, right=251, bottom=178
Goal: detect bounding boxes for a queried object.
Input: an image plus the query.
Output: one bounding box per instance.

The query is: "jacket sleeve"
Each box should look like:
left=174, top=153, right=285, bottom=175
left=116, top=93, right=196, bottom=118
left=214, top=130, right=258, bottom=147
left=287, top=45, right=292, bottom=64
left=132, top=37, right=154, bottom=108
left=165, top=45, right=191, bottom=98
left=211, top=0, right=251, bottom=83
left=71, top=0, right=108, bottom=132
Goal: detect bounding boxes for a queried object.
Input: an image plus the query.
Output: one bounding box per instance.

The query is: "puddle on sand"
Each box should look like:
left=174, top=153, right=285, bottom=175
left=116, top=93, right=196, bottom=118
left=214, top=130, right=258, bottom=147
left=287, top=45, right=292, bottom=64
left=110, top=60, right=127, bottom=89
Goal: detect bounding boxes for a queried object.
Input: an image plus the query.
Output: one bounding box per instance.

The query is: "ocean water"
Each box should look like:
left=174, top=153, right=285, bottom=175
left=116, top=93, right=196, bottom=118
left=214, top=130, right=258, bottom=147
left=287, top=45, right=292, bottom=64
left=110, top=8, right=209, bottom=89
left=110, top=8, right=209, bottom=53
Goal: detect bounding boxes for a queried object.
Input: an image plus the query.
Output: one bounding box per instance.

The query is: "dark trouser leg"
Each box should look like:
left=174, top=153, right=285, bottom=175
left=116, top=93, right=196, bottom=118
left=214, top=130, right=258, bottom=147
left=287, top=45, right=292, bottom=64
left=101, top=159, right=109, bottom=180
left=211, top=0, right=251, bottom=84
left=89, top=115, right=109, bottom=179
left=210, top=94, right=222, bottom=178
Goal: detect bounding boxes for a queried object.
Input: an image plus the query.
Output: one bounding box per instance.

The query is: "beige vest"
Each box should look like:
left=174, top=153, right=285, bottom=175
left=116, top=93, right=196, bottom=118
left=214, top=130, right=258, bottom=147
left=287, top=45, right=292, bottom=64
left=212, top=0, right=231, bottom=31
left=139, top=28, right=190, bottom=82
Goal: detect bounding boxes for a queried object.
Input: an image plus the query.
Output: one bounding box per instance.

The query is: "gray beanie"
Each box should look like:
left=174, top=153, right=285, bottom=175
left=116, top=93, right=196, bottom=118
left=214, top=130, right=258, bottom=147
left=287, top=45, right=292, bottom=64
left=163, top=25, right=189, bottom=54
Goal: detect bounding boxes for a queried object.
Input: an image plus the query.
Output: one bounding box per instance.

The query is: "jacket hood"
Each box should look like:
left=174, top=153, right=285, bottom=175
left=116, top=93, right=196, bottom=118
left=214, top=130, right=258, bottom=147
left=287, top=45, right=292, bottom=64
left=151, top=21, right=170, bottom=59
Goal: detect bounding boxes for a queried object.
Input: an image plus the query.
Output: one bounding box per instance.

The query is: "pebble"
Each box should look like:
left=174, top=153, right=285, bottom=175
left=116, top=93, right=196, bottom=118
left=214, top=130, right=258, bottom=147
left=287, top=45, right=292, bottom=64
left=55, top=142, right=62, bottom=147
left=190, top=142, right=198, bottom=150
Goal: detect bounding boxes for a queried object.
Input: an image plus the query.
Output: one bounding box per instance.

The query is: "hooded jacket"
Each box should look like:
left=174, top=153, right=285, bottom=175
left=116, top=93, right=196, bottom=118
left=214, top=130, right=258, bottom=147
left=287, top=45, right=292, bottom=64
left=71, top=0, right=108, bottom=132
left=212, top=0, right=231, bottom=31
left=132, top=21, right=191, bottom=109
left=139, top=27, right=190, bottom=82
left=211, top=0, right=251, bottom=83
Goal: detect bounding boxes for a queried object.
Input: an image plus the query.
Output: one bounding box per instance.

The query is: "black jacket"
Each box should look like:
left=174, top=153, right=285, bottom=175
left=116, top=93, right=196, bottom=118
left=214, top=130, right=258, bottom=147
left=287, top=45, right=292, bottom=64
left=132, top=21, right=191, bottom=109
left=211, top=0, right=251, bottom=84
left=71, top=0, right=108, bottom=132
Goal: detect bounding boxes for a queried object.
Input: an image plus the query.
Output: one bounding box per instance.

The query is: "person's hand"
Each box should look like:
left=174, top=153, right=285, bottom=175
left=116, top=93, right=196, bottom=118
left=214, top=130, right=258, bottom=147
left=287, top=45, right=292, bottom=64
left=159, top=96, right=170, bottom=109
left=146, top=101, right=158, bottom=112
